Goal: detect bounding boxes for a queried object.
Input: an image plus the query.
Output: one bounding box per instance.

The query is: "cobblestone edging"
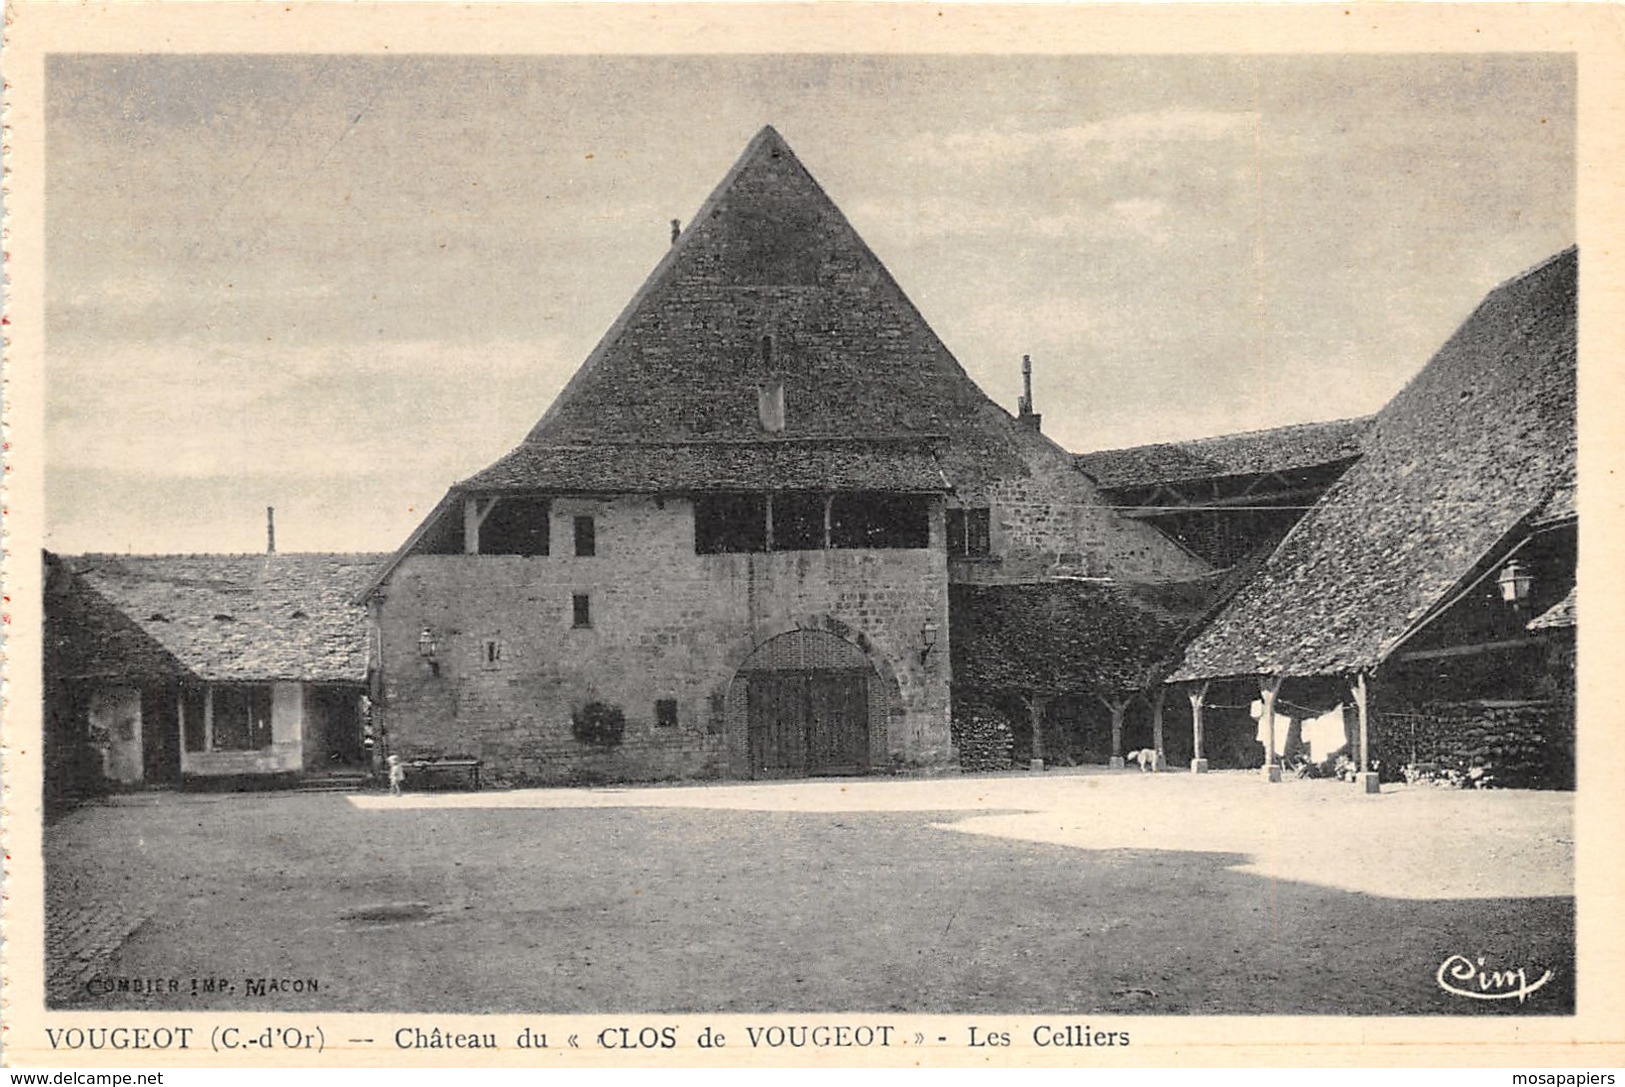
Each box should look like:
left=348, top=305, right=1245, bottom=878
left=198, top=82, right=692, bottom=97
left=46, top=903, right=149, bottom=1005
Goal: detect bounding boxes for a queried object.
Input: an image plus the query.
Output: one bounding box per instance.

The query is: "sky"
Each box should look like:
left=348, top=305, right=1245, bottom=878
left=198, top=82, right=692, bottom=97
left=44, top=53, right=1576, bottom=554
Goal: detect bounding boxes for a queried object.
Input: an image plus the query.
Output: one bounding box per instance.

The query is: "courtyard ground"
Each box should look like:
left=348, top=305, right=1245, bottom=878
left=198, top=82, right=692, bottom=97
left=43, top=769, right=1574, bottom=1015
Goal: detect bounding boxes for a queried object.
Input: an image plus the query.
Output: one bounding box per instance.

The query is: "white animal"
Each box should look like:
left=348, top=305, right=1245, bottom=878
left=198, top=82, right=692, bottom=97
left=1127, top=748, right=1159, bottom=772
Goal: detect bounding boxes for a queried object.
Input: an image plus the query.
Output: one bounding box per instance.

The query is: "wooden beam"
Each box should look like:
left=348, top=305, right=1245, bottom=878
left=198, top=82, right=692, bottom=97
left=1259, top=675, right=1283, bottom=782
left=1187, top=679, right=1210, bottom=772
left=1120, top=487, right=1329, bottom=517
left=1394, top=637, right=1541, bottom=662
left=1350, top=671, right=1379, bottom=794
left=1149, top=686, right=1167, bottom=770
left=1351, top=672, right=1370, bottom=774
left=462, top=495, right=500, bottom=554
left=1097, top=692, right=1131, bottom=767
left=177, top=692, right=188, bottom=775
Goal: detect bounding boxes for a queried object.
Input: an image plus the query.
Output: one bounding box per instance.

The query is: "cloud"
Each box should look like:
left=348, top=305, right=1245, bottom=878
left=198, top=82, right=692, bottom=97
left=907, top=109, right=1259, bottom=167
left=46, top=337, right=575, bottom=485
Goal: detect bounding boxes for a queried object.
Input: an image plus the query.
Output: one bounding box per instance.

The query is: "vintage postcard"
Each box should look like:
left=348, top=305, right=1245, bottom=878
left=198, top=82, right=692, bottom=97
left=3, top=2, right=1623, bottom=1071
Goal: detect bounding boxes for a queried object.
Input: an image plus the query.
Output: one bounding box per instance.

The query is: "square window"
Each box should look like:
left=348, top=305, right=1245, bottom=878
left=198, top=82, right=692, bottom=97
left=574, top=515, right=596, bottom=557
left=211, top=685, right=273, bottom=751
left=655, top=699, right=678, bottom=728
left=572, top=593, right=591, bottom=628
left=948, top=508, right=992, bottom=557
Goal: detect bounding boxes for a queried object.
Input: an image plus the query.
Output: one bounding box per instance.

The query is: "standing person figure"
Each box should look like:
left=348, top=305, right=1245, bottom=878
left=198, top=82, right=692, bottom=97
left=388, top=754, right=406, bottom=797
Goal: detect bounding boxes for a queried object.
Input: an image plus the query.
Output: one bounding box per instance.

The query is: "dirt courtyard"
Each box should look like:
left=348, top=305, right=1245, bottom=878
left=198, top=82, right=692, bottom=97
left=43, top=769, right=1574, bottom=1015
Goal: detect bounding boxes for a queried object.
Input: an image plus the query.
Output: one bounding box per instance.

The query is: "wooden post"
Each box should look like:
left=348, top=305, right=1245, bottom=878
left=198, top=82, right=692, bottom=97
left=822, top=494, right=833, bottom=550
left=1187, top=680, right=1210, bottom=773
left=464, top=496, right=481, bottom=554
left=1351, top=671, right=1380, bottom=794
left=1149, top=685, right=1167, bottom=771
left=1259, top=675, right=1283, bottom=783
left=176, top=691, right=188, bottom=776
left=203, top=685, right=215, bottom=754
left=1027, top=695, right=1048, bottom=772
left=462, top=495, right=499, bottom=554
left=1100, top=693, right=1129, bottom=769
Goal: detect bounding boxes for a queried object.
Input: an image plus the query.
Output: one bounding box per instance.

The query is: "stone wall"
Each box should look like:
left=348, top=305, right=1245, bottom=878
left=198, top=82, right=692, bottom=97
left=963, top=447, right=1210, bottom=585
left=951, top=705, right=1014, bottom=772
left=376, top=494, right=953, bottom=785
left=1372, top=699, right=1573, bottom=789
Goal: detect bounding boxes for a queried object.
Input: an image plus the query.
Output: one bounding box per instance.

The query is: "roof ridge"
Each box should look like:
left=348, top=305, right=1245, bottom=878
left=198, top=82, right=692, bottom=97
left=524, top=125, right=799, bottom=443
left=1077, top=414, right=1374, bottom=459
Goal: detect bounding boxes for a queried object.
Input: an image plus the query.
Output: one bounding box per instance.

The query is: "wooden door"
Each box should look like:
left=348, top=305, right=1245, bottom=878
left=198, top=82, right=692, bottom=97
left=748, top=673, right=807, bottom=777
left=807, top=671, right=869, bottom=775
left=747, top=670, right=869, bottom=778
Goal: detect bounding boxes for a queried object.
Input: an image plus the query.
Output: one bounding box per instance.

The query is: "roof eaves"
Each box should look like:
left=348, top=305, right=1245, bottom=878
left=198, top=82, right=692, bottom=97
left=355, top=490, right=460, bottom=602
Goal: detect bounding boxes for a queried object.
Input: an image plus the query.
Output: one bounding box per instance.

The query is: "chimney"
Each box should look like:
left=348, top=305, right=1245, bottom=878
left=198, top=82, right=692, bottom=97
left=757, top=380, right=786, bottom=433
left=266, top=506, right=276, bottom=554
left=670, top=219, right=682, bottom=245
left=1017, top=355, right=1042, bottom=432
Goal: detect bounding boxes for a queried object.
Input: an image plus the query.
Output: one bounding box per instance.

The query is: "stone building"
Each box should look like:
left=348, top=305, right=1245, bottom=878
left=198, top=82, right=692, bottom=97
left=43, top=551, right=383, bottom=808
left=362, top=126, right=1209, bottom=785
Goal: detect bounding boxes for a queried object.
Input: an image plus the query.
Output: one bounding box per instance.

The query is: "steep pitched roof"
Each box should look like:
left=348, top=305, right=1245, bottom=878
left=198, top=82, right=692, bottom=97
left=1172, top=246, right=1577, bottom=681
left=508, top=125, right=1047, bottom=490
left=952, top=576, right=1226, bottom=696
left=1075, top=416, right=1372, bottom=490
left=56, top=553, right=385, bottom=683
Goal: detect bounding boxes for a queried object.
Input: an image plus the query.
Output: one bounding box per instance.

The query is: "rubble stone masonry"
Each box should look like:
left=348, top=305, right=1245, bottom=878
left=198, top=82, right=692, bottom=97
left=376, top=494, right=952, bottom=784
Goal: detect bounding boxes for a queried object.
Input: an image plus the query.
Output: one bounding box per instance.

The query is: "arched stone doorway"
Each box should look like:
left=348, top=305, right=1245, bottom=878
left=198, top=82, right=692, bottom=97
left=728, top=628, right=887, bottom=778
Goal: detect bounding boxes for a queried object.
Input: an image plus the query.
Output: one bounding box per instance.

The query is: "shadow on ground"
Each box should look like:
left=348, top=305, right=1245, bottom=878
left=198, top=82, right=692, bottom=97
left=45, top=792, right=1573, bottom=1015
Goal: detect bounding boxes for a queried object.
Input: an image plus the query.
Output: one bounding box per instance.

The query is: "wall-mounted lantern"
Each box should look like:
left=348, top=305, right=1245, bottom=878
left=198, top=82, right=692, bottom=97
left=1496, top=559, right=1534, bottom=605
left=418, top=627, right=441, bottom=675
left=919, top=620, right=940, bottom=665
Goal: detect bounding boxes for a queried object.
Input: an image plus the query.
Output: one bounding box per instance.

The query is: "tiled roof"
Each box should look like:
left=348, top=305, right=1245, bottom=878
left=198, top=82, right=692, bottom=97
left=1171, top=247, right=1577, bottom=681
left=57, top=553, right=385, bottom=683
left=1075, top=417, right=1373, bottom=489
left=512, top=125, right=1044, bottom=493
left=463, top=439, right=950, bottom=494
left=1528, top=586, right=1576, bottom=631
left=952, top=576, right=1226, bottom=695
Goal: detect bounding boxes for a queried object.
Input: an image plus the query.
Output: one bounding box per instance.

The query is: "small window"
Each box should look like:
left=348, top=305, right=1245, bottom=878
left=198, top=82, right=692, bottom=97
left=572, top=593, right=591, bottom=628
left=655, top=699, right=678, bottom=728
left=481, top=638, right=505, bottom=668
left=574, top=515, right=596, bottom=557
left=947, top=508, right=992, bottom=557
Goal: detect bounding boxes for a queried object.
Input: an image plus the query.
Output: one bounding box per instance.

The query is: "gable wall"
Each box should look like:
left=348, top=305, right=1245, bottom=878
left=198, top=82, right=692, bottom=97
left=376, top=494, right=952, bottom=784
left=957, top=433, right=1212, bottom=584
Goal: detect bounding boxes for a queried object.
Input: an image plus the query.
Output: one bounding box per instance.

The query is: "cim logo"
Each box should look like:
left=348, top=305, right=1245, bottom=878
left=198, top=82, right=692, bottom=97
left=1436, top=954, right=1554, bottom=1003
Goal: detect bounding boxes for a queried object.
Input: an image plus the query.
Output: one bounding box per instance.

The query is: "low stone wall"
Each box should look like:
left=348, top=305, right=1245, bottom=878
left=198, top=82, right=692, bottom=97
left=952, top=706, right=1014, bottom=772
left=1373, top=699, right=1573, bottom=789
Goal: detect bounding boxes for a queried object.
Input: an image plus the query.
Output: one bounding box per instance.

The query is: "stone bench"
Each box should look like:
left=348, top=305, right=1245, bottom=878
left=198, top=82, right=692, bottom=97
left=407, top=757, right=483, bottom=791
